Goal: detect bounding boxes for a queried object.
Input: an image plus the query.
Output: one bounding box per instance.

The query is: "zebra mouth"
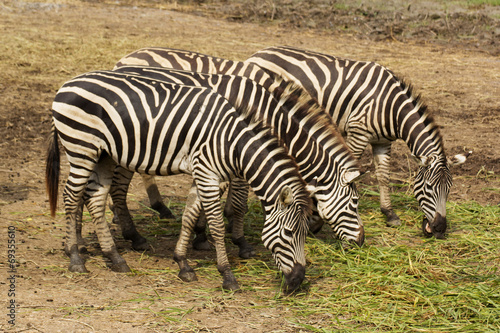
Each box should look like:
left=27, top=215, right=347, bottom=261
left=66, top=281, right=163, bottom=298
left=283, top=263, right=305, bottom=294
left=422, top=215, right=447, bottom=239
left=422, top=217, right=433, bottom=238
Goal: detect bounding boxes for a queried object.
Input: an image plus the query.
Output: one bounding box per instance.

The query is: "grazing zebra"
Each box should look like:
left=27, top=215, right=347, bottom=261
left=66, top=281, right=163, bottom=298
left=246, top=46, right=470, bottom=238
left=107, top=66, right=364, bottom=256
left=45, top=70, right=312, bottom=292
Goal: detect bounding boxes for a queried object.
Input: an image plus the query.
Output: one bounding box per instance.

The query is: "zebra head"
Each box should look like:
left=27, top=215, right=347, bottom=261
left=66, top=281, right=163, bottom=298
left=413, top=151, right=471, bottom=239
left=261, top=185, right=310, bottom=294
left=308, top=168, right=365, bottom=246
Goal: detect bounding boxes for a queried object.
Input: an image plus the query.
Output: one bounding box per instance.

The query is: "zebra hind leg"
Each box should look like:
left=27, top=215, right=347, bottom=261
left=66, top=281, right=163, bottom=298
left=87, top=156, right=131, bottom=272
left=173, top=184, right=202, bottom=283
left=75, top=202, right=88, bottom=254
left=142, top=174, right=176, bottom=219
left=63, top=172, right=91, bottom=273
left=372, top=143, right=401, bottom=227
left=110, top=167, right=149, bottom=251
left=192, top=210, right=212, bottom=251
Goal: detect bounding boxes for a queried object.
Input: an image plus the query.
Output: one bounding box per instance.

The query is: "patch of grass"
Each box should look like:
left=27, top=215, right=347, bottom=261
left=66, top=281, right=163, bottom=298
left=53, top=191, right=498, bottom=331
left=229, top=192, right=498, bottom=332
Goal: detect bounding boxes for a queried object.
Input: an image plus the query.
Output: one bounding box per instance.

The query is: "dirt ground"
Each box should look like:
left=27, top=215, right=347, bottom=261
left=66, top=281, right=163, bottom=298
left=0, top=0, right=499, bottom=332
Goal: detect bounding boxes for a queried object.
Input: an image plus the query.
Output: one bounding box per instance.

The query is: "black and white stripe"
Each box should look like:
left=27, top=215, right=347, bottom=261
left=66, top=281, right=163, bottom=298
left=246, top=46, right=469, bottom=238
left=46, top=70, right=311, bottom=292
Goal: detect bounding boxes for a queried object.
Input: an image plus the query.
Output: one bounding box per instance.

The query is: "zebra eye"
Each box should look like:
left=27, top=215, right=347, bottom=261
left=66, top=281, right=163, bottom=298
left=283, top=228, right=293, bottom=238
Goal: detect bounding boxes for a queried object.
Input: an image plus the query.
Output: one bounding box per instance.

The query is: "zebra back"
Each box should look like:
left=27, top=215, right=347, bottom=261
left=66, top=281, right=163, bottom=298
left=115, top=47, right=278, bottom=91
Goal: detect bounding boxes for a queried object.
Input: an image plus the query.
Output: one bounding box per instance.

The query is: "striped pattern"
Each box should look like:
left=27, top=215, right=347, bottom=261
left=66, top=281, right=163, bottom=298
left=46, top=70, right=311, bottom=292
left=112, top=66, right=364, bottom=244
left=115, top=47, right=277, bottom=90
left=246, top=46, right=453, bottom=237
left=115, top=48, right=364, bottom=245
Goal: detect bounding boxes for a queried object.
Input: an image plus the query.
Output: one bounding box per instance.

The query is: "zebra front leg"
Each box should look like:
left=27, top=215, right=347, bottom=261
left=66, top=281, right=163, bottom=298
left=173, top=184, right=202, bottom=283
left=198, top=181, right=239, bottom=291
left=110, top=167, right=149, bottom=251
left=372, top=143, right=401, bottom=227
left=141, top=174, right=176, bottom=219
left=87, top=157, right=131, bottom=272
left=226, top=179, right=255, bottom=259
left=182, top=182, right=212, bottom=251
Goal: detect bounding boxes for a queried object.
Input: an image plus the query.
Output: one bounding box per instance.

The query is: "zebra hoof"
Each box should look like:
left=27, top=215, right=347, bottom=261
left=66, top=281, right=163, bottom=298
left=78, top=245, right=88, bottom=254
left=222, top=279, right=240, bottom=292
left=69, top=264, right=89, bottom=273
left=152, top=202, right=175, bottom=219
left=233, top=237, right=256, bottom=259
left=221, top=270, right=240, bottom=291
left=193, top=235, right=212, bottom=251
left=178, top=269, right=198, bottom=282
left=385, top=215, right=401, bottom=227
left=110, top=262, right=131, bottom=273
left=131, top=238, right=150, bottom=252
left=238, top=246, right=256, bottom=259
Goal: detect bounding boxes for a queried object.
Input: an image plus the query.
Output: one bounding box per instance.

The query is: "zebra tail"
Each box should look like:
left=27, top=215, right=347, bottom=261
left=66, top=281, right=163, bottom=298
left=45, top=119, right=60, bottom=217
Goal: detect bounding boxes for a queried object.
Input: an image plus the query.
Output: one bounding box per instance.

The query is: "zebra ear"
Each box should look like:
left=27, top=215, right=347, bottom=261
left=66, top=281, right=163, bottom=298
left=343, top=169, right=365, bottom=184
left=447, top=151, right=472, bottom=166
left=280, top=186, right=293, bottom=207
left=414, top=155, right=432, bottom=167
left=305, top=177, right=318, bottom=195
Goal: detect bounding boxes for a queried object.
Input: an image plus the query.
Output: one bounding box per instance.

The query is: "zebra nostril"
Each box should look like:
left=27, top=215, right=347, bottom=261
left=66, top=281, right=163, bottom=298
left=283, top=263, right=305, bottom=294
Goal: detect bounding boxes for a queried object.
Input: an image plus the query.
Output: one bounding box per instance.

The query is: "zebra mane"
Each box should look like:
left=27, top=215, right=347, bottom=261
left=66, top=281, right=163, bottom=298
left=271, top=78, right=358, bottom=168
left=236, top=104, right=312, bottom=215
left=390, top=70, right=445, bottom=156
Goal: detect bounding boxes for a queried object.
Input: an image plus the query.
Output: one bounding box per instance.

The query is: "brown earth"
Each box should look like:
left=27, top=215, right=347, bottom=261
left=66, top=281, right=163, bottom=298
left=0, top=1, right=499, bottom=332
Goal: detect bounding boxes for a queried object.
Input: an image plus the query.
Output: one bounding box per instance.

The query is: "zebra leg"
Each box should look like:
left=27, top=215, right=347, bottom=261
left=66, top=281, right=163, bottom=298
left=182, top=180, right=212, bottom=251
left=75, top=199, right=88, bottom=254
left=192, top=207, right=212, bottom=251
left=226, top=179, right=255, bottom=259
left=63, top=167, right=94, bottom=273
left=86, top=156, right=131, bottom=272
left=192, top=181, right=230, bottom=252
left=141, top=174, right=176, bottom=219
left=372, top=143, right=401, bottom=227
left=109, top=167, right=149, bottom=251
left=173, top=184, right=201, bottom=283
left=199, top=182, right=239, bottom=291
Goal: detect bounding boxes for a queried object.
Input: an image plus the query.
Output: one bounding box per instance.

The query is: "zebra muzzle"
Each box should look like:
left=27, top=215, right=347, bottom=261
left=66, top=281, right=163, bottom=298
left=422, top=213, right=447, bottom=239
left=283, top=263, right=306, bottom=294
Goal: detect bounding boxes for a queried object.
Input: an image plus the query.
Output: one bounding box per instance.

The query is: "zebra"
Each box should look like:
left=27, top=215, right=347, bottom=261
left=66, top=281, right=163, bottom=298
left=106, top=66, right=365, bottom=257
left=245, top=45, right=470, bottom=238
left=45, top=70, right=312, bottom=292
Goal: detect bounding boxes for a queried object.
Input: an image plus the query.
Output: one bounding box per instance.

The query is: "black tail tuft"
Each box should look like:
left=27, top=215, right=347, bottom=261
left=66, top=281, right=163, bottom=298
left=45, top=120, right=60, bottom=217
